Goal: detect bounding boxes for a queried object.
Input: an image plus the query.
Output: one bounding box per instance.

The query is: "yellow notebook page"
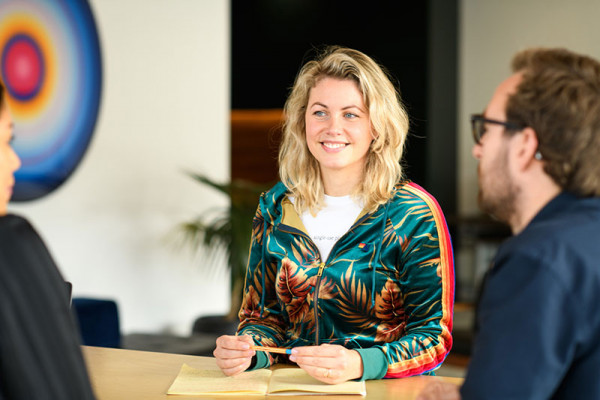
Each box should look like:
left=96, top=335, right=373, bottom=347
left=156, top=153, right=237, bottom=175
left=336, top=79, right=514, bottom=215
left=268, top=368, right=366, bottom=395
left=167, top=364, right=271, bottom=395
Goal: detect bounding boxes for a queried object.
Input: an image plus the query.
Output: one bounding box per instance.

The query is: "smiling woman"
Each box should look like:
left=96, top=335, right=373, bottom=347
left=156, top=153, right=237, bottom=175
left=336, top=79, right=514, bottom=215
left=214, top=46, right=455, bottom=385
left=304, top=78, right=373, bottom=195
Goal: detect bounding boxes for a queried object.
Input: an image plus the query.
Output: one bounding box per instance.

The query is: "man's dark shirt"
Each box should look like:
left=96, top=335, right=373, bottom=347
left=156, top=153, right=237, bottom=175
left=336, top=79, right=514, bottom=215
left=0, top=215, right=95, bottom=399
left=461, top=192, right=600, bottom=399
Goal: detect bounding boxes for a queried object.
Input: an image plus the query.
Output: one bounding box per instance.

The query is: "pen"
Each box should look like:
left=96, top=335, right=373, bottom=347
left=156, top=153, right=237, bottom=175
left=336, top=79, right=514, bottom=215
left=250, top=345, right=292, bottom=355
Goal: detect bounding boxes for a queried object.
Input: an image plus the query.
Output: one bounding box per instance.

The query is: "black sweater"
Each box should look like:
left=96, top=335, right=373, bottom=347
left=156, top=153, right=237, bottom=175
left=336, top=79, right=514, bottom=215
left=0, top=214, right=95, bottom=400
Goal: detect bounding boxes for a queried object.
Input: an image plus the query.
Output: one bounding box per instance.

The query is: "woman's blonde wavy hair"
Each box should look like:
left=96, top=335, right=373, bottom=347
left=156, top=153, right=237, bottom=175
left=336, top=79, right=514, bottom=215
left=278, top=46, right=409, bottom=215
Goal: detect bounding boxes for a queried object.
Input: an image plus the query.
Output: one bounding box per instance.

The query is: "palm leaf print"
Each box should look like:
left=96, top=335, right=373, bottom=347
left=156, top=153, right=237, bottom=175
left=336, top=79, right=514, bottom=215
left=276, top=257, right=316, bottom=332
left=374, top=279, right=406, bottom=342
left=337, top=265, right=377, bottom=330
left=239, top=285, right=261, bottom=319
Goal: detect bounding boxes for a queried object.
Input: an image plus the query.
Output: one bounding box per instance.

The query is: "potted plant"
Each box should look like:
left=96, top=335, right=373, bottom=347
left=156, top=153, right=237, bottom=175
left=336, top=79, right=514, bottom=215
left=177, top=173, right=270, bottom=332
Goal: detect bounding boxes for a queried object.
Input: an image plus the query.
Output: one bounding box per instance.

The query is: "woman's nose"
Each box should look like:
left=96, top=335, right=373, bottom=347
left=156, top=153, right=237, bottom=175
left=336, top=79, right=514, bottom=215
left=10, top=147, right=21, bottom=172
left=327, top=115, right=343, bottom=134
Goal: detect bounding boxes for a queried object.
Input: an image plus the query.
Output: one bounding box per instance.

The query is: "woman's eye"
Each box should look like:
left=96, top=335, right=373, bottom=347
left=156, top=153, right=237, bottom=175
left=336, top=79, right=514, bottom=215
left=344, top=112, right=358, bottom=119
left=314, top=110, right=326, bottom=117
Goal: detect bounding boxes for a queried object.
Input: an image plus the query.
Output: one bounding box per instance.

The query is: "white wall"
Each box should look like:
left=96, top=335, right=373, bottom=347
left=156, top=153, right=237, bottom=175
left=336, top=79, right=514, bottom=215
left=459, top=0, right=600, bottom=215
left=10, top=0, right=231, bottom=335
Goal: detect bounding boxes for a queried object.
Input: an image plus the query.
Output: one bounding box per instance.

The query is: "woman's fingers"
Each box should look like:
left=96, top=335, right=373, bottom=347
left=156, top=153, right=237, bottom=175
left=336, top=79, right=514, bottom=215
left=290, top=344, right=363, bottom=383
left=214, top=335, right=254, bottom=356
left=290, top=344, right=346, bottom=368
left=217, top=358, right=253, bottom=376
left=213, top=335, right=255, bottom=376
left=297, top=362, right=352, bottom=384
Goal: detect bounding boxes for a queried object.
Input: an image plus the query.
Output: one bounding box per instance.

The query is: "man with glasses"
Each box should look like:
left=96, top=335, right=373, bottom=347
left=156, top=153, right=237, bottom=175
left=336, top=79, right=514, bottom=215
left=418, top=47, right=600, bottom=399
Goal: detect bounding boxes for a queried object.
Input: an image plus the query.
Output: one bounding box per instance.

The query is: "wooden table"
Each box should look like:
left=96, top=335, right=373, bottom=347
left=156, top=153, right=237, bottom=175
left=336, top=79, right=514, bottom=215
left=83, top=346, right=462, bottom=399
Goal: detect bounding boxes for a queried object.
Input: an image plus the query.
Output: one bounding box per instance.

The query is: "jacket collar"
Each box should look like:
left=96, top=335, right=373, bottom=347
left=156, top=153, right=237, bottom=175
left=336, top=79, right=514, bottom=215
left=528, top=191, right=577, bottom=228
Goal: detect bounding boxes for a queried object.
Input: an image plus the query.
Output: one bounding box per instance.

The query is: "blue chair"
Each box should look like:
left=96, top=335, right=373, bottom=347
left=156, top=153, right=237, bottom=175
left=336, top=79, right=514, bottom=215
left=71, top=297, right=121, bottom=348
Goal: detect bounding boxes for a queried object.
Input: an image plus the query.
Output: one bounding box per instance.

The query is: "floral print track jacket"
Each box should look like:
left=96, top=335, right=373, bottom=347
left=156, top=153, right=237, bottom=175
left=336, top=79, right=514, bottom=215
left=237, top=181, right=454, bottom=380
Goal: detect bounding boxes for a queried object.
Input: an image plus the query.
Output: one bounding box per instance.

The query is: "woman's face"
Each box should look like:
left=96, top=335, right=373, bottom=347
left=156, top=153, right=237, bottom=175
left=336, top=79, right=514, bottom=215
left=304, top=77, right=373, bottom=180
left=0, top=104, right=20, bottom=216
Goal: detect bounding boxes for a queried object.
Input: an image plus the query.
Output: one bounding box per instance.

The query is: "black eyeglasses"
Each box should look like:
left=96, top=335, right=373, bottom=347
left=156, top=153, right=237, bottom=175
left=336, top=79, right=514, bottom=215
left=470, top=114, right=525, bottom=144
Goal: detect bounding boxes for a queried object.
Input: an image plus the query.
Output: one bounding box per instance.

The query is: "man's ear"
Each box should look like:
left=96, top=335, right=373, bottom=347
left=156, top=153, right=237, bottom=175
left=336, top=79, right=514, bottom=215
left=514, top=127, right=540, bottom=170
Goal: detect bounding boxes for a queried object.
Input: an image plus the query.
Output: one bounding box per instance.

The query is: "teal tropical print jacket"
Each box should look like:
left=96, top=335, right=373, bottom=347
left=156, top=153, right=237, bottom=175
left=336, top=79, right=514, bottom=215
left=237, top=181, right=454, bottom=380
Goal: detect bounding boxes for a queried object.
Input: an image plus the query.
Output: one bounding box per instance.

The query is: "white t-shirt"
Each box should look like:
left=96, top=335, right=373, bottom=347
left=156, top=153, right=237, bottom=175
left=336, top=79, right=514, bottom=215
left=296, top=195, right=363, bottom=261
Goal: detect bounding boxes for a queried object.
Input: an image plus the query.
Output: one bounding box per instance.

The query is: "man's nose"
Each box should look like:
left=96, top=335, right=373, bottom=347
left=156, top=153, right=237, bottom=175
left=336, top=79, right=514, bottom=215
left=472, top=143, right=482, bottom=160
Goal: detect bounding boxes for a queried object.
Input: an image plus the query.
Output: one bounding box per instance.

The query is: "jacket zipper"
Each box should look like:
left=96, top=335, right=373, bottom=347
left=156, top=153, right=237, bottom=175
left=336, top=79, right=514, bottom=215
left=279, top=210, right=373, bottom=346
left=314, top=261, right=326, bottom=345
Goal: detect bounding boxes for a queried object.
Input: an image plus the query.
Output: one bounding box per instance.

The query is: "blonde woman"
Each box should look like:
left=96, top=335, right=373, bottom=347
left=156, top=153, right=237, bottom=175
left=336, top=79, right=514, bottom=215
left=215, top=46, right=454, bottom=384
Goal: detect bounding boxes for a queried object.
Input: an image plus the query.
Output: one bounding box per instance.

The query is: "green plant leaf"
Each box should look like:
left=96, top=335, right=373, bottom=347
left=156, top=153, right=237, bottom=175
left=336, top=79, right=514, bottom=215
left=175, top=172, right=272, bottom=315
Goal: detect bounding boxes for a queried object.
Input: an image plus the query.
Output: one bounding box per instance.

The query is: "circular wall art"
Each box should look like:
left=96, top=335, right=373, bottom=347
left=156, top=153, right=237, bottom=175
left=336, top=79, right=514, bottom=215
left=0, top=0, right=102, bottom=201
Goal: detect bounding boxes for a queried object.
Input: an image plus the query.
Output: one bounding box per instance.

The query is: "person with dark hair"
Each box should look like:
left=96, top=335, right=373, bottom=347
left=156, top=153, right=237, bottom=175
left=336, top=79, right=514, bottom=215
left=418, top=48, right=600, bottom=399
left=214, top=46, right=455, bottom=384
left=0, top=81, right=95, bottom=399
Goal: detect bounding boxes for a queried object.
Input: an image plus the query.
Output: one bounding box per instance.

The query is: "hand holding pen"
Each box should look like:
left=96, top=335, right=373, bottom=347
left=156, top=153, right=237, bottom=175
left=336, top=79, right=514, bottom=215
left=214, top=334, right=256, bottom=376
left=215, top=337, right=363, bottom=384
left=214, top=337, right=294, bottom=376
left=289, top=343, right=364, bottom=385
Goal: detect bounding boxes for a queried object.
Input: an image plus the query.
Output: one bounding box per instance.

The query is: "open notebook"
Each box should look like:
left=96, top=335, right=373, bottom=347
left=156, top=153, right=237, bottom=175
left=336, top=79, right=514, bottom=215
left=167, top=364, right=366, bottom=396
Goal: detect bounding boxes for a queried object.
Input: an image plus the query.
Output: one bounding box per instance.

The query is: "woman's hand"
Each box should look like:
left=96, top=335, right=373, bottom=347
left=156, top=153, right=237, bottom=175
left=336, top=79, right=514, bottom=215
left=289, top=344, right=363, bottom=384
left=213, top=334, right=256, bottom=376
